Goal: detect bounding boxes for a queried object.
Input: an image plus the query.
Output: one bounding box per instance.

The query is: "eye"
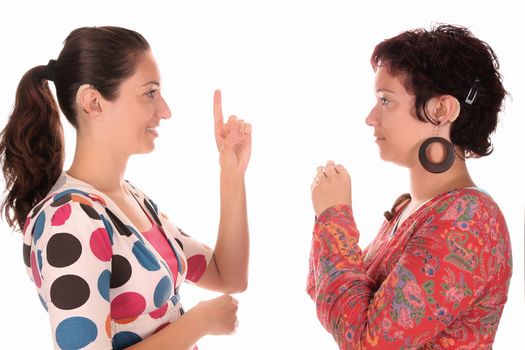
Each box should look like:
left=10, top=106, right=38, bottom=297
left=145, top=89, right=157, bottom=98
left=379, top=96, right=391, bottom=106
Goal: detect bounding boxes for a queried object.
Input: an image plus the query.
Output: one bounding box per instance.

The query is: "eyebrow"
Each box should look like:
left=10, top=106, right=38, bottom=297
left=142, top=81, right=160, bottom=87
left=376, top=88, right=396, bottom=94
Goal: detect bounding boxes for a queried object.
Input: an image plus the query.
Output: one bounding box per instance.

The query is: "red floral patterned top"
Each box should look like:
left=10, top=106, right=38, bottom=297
left=307, top=188, right=512, bottom=349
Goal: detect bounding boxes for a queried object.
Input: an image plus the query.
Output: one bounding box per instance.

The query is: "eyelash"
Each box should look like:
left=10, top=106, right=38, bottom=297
left=379, top=97, right=390, bottom=106
left=146, top=89, right=157, bottom=98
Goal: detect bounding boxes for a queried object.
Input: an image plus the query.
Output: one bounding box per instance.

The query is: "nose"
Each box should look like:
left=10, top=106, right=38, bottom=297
left=365, top=106, right=378, bottom=127
left=158, top=95, right=172, bottom=120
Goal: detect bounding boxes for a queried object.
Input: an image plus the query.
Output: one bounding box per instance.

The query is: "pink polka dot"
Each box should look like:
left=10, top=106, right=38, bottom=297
left=111, top=292, right=146, bottom=319
left=23, top=216, right=30, bottom=233
left=90, top=228, right=112, bottom=261
left=153, top=322, right=170, bottom=334
left=51, top=204, right=71, bottom=226
left=149, top=303, right=168, bottom=319
left=30, top=251, right=41, bottom=288
left=186, top=254, right=207, bottom=282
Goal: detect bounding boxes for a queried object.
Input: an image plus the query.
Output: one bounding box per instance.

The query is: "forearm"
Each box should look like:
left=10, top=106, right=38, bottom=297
left=307, top=205, right=375, bottom=348
left=213, top=170, right=249, bottom=291
left=127, top=307, right=207, bottom=350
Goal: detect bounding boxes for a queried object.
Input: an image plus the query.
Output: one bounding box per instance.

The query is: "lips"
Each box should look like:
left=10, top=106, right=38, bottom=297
left=146, top=127, right=159, bottom=136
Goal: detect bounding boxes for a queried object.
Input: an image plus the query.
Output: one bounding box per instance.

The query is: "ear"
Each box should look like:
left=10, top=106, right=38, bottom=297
left=430, top=95, right=461, bottom=125
left=77, top=84, right=103, bottom=116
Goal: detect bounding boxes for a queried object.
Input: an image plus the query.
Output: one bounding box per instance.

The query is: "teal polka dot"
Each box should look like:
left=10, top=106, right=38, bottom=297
left=132, top=241, right=160, bottom=271
left=32, top=212, right=46, bottom=244
left=101, top=215, right=113, bottom=244
left=56, top=317, right=97, bottom=350
left=97, top=270, right=111, bottom=302
left=154, top=275, right=172, bottom=308
left=112, top=331, right=142, bottom=349
left=37, top=249, right=43, bottom=272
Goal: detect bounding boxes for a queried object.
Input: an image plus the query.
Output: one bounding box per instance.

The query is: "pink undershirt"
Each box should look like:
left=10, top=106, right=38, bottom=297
left=142, top=223, right=179, bottom=280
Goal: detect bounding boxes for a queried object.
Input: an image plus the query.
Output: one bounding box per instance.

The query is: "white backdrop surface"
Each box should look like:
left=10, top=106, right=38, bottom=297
left=0, top=1, right=523, bottom=349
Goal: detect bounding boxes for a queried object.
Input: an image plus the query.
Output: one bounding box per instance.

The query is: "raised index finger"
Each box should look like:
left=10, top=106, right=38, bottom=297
left=213, top=89, right=224, bottom=127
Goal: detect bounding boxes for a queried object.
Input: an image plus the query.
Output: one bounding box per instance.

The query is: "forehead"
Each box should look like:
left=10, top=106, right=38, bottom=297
left=374, top=66, right=409, bottom=93
left=124, top=51, right=161, bottom=87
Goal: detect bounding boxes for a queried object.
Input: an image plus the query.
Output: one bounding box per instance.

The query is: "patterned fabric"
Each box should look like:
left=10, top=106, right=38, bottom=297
left=307, top=188, right=512, bottom=349
left=22, top=173, right=213, bottom=350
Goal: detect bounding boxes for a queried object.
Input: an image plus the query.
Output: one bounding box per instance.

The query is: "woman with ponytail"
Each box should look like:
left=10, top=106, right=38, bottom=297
left=1, top=26, right=251, bottom=350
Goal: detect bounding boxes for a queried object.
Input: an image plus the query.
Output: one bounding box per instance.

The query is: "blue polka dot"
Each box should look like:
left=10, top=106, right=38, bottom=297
left=112, top=331, right=142, bottom=349
left=132, top=241, right=160, bottom=271
left=97, top=270, right=111, bottom=302
left=38, top=294, right=47, bottom=311
left=127, top=225, right=143, bottom=242
left=55, top=317, right=97, bottom=350
left=154, top=275, right=172, bottom=308
left=37, top=249, right=43, bottom=272
left=32, top=212, right=46, bottom=244
left=101, top=215, right=113, bottom=244
left=54, top=189, right=90, bottom=201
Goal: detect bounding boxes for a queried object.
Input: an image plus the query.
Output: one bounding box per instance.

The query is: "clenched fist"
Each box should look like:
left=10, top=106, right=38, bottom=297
left=311, top=160, right=352, bottom=216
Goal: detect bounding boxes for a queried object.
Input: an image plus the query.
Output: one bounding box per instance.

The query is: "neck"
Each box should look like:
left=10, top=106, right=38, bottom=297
left=409, top=157, right=475, bottom=204
left=67, top=134, right=130, bottom=194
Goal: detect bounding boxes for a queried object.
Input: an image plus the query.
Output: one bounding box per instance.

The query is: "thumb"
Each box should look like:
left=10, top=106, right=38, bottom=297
left=220, top=132, right=238, bottom=152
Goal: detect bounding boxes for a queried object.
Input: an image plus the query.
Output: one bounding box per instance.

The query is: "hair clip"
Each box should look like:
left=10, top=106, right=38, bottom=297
left=465, top=78, right=480, bottom=105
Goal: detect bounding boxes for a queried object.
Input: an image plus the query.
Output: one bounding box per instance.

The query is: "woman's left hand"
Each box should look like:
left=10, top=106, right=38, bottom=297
left=311, top=160, right=352, bottom=216
left=213, top=89, right=252, bottom=174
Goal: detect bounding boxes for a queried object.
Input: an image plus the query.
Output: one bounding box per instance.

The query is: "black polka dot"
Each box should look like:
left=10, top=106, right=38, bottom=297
left=143, top=199, right=162, bottom=226
left=46, top=233, right=82, bottom=267
left=110, top=255, right=132, bottom=288
left=23, top=243, right=31, bottom=267
left=179, top=307, right=185, bottom=316
left=178, top=228, right=190, bottom=237
left=50, top=275, right=90, bottom=310
left=80, top=203, right=101, bottom=220
left=175, top=238, right=184, bottom=250
left=31, top=200, right=46, bottom=218
left=106, top=209, right=132, bottom=237
left=50, top=194, right=72, bottom=207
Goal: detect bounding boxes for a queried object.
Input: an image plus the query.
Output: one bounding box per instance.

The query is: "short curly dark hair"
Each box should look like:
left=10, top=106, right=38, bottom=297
left=371, top=24, right=507, bottom=158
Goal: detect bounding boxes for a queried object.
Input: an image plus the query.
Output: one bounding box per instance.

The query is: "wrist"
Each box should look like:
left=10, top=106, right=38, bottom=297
left=220, top=170, right=245, bottom=184
left=186, top=304, right=211, bottom=337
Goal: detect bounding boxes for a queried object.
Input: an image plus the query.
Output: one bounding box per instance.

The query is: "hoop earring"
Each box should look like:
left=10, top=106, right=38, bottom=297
left=418, top=136, right=455, bottom=173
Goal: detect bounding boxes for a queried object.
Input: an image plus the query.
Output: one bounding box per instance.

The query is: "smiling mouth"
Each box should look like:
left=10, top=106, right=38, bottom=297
left=146, top=127, right=159, bottom=136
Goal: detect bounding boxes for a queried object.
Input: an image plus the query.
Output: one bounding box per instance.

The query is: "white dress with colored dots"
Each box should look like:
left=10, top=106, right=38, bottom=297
left=23, top=172, right=213, bottom=349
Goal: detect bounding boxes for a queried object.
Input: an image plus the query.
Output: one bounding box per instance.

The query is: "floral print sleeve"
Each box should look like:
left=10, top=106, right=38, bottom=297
left=307, top=189, right=512, bottom=349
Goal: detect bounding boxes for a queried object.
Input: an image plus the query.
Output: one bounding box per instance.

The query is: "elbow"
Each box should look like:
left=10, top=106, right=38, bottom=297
left=223, top=279, right=248, bottom=294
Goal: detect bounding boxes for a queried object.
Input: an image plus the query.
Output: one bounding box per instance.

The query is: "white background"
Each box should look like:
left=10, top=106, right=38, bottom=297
left=0, top=1, right=523, bottom=349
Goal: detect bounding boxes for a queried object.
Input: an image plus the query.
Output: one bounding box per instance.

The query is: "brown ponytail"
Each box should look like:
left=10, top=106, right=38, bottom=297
left=1, top=26, right=150, bottom=231
left=0, top=66, right=63, bottom=231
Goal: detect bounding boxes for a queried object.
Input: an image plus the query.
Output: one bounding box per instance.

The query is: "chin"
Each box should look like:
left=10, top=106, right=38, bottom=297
left=135, top=143, right=156, bottom=154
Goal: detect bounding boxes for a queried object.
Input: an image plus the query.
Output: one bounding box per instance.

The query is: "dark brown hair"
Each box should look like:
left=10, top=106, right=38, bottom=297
left=0, top=26, right=150, bottom=231
left=371, top=24, right=507, bottom=158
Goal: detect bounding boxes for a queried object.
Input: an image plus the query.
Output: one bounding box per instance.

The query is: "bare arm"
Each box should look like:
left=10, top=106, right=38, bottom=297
left=129, top=294, right=238, bottom=350
left=197, top=90, right=251, bottom=293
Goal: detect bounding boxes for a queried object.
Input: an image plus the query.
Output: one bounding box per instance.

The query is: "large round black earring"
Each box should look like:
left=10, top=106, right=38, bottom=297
left=418, top=137, right=455, bottom=173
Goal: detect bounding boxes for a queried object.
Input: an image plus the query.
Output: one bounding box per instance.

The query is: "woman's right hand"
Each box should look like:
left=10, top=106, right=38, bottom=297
left=193, top=294, right=239, bottom=335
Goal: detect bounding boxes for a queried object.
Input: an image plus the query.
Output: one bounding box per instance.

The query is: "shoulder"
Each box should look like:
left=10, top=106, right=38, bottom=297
left=431, top=187, right=506, bottom=225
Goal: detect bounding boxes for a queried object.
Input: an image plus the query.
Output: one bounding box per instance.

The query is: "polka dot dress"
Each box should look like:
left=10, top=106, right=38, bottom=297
left=23, top=173, right=213, bottom=349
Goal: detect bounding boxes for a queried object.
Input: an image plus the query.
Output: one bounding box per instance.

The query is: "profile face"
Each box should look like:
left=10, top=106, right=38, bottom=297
left=101, top=50, right=172, bottom=155
left=365, top=66, right=434, bottom=167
